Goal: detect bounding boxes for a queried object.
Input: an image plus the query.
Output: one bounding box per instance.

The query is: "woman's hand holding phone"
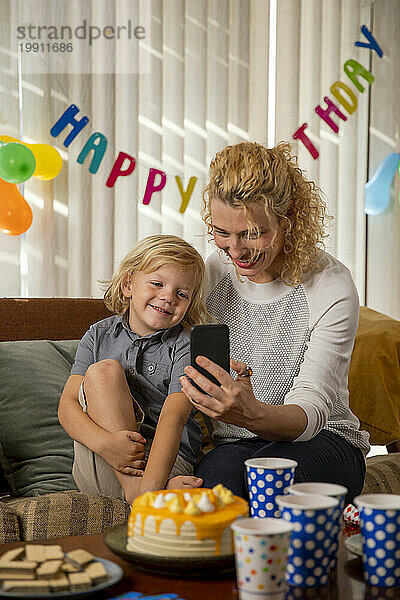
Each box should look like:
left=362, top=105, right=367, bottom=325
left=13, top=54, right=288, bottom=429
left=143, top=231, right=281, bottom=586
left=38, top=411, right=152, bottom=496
left=180, top=356, right=259, bottom=428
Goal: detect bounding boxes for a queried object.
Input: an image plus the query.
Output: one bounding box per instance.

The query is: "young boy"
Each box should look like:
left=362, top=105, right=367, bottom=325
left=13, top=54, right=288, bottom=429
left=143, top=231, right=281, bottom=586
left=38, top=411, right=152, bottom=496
left=59, top=235, right=208, bottom=504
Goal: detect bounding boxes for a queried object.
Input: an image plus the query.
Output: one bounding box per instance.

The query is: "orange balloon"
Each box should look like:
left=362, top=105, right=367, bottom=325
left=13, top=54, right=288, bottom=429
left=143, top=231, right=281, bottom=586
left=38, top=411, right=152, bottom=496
left=0, top=178, right=33, bottom=235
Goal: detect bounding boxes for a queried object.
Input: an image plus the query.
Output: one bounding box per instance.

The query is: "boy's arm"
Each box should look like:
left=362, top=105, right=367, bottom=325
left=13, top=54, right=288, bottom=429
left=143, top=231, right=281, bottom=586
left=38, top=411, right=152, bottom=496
left=137, top=392, right=193, bottom=494
left=58, top=374, right=145, bottom=475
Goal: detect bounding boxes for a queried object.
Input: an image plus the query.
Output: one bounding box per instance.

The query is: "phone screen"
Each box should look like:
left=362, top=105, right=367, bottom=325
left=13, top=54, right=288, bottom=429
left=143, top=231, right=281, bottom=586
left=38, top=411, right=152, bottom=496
left=190, top=324, right=230, bottom=389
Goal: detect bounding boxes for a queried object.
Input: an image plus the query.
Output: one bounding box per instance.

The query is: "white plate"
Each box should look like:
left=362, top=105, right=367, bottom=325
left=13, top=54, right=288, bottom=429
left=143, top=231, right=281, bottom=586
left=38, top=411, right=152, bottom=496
left=0, top=557, right=123, bottom=599
left=344, top=533, right=363, bottom=557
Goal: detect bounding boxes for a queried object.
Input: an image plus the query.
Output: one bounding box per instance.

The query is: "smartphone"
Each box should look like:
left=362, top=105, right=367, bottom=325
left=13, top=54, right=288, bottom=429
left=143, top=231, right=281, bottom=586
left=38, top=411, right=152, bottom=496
left=190, top=324, right=230, bottom=391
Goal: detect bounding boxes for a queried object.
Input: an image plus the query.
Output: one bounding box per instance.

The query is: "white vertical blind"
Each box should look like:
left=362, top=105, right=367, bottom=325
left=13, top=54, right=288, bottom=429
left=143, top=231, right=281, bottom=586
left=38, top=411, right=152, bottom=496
left=318, top=0, right=340, bottom=257
left=336, top=0, right=364, bottom=288
left=183, top=0, right=207, bottom=256
left=162, top=0, right=184, bottom=238
left=137, top=0, right=163, bottom=241
left=1, top=0, right=398, bottom=320
left=366, top=0, right=400, bottom=319
left=228, top=0, right=249, bottom=145
left=114, top=0, right=140, bottom=262
left=248, top=0, right=269, bottom=145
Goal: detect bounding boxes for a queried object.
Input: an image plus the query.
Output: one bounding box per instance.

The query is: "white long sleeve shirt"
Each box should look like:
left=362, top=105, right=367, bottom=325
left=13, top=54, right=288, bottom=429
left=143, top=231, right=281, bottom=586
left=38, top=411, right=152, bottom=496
left=206, top=250, right=370, bottom=455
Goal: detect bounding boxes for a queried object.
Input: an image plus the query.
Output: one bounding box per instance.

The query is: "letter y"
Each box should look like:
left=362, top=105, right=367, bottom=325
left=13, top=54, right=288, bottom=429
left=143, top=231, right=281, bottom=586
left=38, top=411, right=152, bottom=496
left=355, top=25, right=383, bottom=58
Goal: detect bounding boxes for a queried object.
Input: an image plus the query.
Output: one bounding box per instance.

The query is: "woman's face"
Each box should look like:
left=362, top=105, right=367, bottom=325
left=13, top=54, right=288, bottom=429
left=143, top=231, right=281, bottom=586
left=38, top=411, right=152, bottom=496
left=210, top=198, right=284, bottom=284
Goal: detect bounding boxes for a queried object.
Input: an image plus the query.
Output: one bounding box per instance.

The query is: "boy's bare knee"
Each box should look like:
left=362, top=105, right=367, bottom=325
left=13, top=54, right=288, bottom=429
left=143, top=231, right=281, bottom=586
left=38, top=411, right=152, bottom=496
left=85, top=359, right=124, bottom=386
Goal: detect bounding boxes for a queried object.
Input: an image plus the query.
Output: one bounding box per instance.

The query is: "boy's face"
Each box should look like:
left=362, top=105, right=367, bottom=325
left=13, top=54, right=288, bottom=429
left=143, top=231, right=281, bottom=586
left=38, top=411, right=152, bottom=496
left=122, top=263, right=195, bottom=337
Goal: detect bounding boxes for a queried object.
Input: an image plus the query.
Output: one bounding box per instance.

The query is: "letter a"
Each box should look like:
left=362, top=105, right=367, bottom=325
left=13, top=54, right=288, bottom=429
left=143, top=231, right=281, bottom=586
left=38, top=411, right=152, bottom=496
left=344, top=59, right=374, bottom=93
left=77, top=133, right=107, bottom=174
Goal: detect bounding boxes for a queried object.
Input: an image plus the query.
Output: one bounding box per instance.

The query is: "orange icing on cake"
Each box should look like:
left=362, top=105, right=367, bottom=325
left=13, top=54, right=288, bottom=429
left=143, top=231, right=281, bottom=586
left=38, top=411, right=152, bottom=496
left=127, top=485, right=248, bottom=557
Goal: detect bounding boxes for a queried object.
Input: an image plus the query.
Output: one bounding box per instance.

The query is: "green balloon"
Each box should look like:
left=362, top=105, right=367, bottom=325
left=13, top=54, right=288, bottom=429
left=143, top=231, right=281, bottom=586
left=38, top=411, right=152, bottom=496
left=0, top=142, right=36, bottom=183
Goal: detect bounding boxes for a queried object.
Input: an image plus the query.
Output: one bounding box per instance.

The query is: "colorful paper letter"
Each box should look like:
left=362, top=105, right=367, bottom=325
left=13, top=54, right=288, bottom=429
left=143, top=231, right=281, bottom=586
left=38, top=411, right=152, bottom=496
left=343, top=60, right=374, bottom=93
left=142, top=168, right=167, bottom=205
left=106, top=152, right=136, bottom=188
left=50, top=104, right=89, bottom=147
left=292, top=123, right=319, bottom=160
left=355, top=25, right=383, bottom=58
left=315, top=97, right=347, bottom=133
left=175, top=176, right=197, bottom=213
left=77, top=133, right=108, bottom=174
left=330, top=82, right=358, bottom=115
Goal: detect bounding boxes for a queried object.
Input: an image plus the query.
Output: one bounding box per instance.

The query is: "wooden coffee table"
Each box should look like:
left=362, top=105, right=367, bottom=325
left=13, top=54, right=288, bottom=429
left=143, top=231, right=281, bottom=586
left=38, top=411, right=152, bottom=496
left=0, top=532, right=369, bottom=599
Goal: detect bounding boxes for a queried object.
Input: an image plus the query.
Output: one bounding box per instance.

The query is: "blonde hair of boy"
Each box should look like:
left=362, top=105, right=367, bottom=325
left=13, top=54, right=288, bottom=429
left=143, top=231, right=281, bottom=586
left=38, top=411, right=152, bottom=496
left=103, top=235, right=209, bottom=329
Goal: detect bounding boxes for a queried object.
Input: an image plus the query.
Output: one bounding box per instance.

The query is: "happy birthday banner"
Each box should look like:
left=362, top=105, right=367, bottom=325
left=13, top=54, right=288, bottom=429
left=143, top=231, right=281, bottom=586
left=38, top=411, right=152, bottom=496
left=292, top=25, right=383, bottom=159
left=49, top=105, right=199, bottom=213
left=0, top=23, right=393, bottom=238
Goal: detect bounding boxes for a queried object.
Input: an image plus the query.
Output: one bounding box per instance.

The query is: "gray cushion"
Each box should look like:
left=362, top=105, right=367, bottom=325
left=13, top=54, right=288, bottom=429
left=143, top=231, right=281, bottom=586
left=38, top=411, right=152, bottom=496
left=0, top=340, right=79, bottom=496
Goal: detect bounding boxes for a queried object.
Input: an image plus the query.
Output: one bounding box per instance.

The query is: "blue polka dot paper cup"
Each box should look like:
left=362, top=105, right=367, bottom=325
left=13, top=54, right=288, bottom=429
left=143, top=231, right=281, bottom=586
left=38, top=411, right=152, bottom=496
left=245, top=458, right=297, bottom=519
left=287, top=482, right=347, bottom=570
left=231, top=517, right=293, bottom=600
left=354, top=494, right=400, bottom=587
left=276, top=493, right=339, bottom=587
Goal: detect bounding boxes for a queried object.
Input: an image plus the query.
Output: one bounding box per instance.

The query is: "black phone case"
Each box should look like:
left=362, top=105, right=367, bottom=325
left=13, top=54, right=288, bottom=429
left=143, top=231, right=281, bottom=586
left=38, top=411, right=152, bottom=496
left=190, top=324, right=230, bottom=389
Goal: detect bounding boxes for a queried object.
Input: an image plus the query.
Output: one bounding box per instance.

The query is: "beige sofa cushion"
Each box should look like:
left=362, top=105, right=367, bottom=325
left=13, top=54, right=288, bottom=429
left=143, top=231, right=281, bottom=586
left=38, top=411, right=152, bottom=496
left=7, top=490, right=129, bottom=542
left=0, top=501, right=20, bottom=543
left=362, top=453, right=400, bottom=495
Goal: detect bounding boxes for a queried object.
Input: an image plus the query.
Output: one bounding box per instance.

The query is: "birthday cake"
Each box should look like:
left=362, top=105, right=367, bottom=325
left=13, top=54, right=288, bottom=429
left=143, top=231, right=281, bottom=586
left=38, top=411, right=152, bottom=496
left=127, top=485, right=248, bottom=557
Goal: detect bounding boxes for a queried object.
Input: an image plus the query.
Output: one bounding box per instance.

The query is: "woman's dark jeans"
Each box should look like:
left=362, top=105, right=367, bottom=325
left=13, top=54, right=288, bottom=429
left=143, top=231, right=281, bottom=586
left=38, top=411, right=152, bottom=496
left=195, top=430, right=366, bottom=506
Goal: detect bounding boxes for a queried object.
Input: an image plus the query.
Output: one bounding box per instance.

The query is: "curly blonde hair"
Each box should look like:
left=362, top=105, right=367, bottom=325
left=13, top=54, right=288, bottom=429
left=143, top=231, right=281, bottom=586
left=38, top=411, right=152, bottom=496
left=103, top=235, right=208, bottom=329
left=202, top=141, right=331, bottom=286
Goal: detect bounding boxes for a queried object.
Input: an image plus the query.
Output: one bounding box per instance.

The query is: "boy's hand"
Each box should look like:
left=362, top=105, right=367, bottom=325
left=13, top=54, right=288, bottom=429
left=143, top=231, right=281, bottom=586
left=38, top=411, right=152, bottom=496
left=99, top=430, right=147, bottom=476
left=166, top=475, right=203, bottom=490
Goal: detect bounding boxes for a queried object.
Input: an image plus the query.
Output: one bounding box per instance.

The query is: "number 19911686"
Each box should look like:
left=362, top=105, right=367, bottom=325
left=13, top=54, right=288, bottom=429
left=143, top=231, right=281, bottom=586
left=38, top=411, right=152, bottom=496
left=19, top=42, right=73, bottom=53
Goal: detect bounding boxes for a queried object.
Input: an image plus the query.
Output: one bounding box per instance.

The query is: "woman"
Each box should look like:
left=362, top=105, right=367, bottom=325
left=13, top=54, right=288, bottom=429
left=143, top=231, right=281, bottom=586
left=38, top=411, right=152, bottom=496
left=180, top=141, right=369, bottom=504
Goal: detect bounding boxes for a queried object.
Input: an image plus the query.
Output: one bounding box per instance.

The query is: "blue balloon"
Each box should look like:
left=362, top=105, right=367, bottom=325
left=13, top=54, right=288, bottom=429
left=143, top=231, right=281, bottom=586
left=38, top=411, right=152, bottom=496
left=365, top=153, right=400, bottom=215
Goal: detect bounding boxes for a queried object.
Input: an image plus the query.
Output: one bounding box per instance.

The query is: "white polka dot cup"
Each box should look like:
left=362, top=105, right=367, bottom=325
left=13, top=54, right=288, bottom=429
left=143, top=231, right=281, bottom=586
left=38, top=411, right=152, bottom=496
left=287, top=481, right=348, bottom=570
left=354, top=494, right=400, bottom=587
left=276, top=493, right=339, bottom=587
left=231, top=517, right=293, bottom=600
left=245, top=458, right=297, bottom=519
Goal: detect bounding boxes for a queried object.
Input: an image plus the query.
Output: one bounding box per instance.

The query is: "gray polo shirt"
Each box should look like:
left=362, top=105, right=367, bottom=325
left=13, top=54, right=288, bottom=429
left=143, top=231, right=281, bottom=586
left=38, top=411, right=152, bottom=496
left=70, top=313, right=201, bottom=465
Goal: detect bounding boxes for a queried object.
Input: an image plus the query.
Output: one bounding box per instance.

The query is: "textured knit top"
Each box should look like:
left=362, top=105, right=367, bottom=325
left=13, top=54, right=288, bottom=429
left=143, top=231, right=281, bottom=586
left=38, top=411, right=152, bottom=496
left=206, top=250, right=370, bottom=455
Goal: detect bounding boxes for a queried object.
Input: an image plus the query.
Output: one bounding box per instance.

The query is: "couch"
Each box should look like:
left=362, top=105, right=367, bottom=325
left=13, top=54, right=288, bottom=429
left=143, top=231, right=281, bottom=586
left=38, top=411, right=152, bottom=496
left=0, top=298, right=399, bottom=544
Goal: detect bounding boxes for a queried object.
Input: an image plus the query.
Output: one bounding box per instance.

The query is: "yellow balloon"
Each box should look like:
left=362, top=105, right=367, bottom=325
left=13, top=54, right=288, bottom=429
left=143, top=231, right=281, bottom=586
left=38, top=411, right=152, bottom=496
left=30, top=144, right=63, bottom=180
left=0, top=135, right=63, bottom=181
left=0, top=135, right=19, bottom=144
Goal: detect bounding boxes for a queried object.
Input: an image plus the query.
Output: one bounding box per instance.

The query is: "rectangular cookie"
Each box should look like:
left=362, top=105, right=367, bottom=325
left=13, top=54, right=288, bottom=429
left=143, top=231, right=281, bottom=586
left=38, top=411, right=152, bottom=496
left=36, top=559, right=63, bottom=578
left=66, top=549, right=94, bottom=566
left=0, top=560, right=37, bottom=575
left=84, top=561, right=108, bottom=583
left=45, top=545, right=64, bottom=560
left=48, top=573, right=70, bottom=592
left=68, top=571, right=92, bottom=590
left=25, top=545, right=47, bottom=563
left=0, top=572, right=35, bottom=580
left=61, top=562, right=81, bottom=573
left=0, top=548, right=25, bottom=562
left=2, top=580, right=50, bottom=593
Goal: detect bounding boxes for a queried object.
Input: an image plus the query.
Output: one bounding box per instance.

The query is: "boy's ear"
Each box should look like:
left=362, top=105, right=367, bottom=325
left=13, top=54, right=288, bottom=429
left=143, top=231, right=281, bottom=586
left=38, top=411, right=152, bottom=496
left=121, top=274, right=132, bottom=298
